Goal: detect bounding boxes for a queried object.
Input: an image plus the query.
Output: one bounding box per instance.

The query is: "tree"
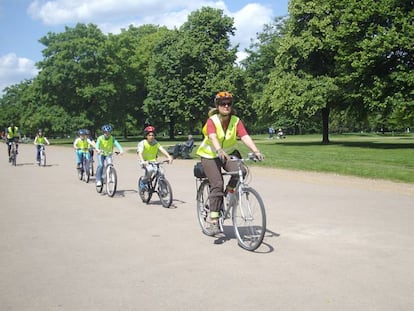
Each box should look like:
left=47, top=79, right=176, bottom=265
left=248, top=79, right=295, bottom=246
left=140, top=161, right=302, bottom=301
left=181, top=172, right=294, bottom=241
left=260, top=0, right=413, bottom=141
left=242, top=17, right=287, bottom=127
left=145, top=7, right=238, bottom=138
left=36, top=23, right=114, bottom=135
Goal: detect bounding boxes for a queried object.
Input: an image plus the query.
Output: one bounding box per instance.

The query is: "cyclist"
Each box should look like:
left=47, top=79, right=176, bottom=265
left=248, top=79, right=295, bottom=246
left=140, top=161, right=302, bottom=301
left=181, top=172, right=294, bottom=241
left=95, top=125, right=124, bottom=187
left=73, top=129, right=93, bottom=169
left=6, top=122, right=21, bottom=161
left=137, top=125, right=173, bottom=191
left=196, top=91, right=264, bottom=233
left=85, top=129, right=96, bottom=164
left=34, top=129, right=50, bottom=164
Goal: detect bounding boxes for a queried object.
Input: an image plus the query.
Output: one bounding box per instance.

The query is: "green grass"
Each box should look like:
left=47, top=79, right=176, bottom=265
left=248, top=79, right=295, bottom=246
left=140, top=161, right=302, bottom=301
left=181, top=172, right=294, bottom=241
left=246, top=133, right=414, bottom=183
left=51, top=133, right=414, bottom=184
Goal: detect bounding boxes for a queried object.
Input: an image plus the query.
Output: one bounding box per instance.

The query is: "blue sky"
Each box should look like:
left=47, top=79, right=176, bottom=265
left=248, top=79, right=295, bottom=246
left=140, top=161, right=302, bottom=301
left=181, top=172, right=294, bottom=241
left=0, top=0, right=289, bottom=93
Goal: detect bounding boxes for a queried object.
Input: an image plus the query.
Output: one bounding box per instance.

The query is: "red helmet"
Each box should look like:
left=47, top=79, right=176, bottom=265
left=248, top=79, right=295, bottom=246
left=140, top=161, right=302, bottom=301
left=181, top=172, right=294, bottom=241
left=144, top=125, right=156, bottom=135
left=214, top=91, right=233, bottom=105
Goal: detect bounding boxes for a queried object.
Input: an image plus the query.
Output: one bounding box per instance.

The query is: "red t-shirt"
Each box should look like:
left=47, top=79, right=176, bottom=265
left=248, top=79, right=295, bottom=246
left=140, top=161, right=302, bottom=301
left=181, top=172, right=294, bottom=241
left=206, top=117, right=248, bottom=138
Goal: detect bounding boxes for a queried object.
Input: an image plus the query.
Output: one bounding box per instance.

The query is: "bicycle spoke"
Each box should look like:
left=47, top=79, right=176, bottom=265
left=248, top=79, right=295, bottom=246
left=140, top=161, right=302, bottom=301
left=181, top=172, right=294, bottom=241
left=106, top=166, right=117, bottom=197
left=158, top=178, right=173, bottom=208
left=233, top=188, right=266, bottom=251
left=196, top=180, right=217, bottom=236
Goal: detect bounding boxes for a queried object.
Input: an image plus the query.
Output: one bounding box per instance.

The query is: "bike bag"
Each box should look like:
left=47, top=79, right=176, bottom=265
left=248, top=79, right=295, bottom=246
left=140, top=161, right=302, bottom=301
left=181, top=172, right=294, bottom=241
left=193, top=162, right=206, bottom=178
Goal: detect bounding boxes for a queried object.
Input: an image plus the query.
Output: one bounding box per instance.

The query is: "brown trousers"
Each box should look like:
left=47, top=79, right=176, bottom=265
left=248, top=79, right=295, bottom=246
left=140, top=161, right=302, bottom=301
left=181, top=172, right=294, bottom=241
left=200, top=156, right=246, bottom=213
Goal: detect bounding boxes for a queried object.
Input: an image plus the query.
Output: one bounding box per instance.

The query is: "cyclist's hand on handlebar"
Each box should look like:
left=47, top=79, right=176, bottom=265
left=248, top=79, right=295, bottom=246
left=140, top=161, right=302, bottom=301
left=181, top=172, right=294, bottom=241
left=167, top=156, right=173, bottom=164
left=254, top=151, right=264, bottom=161
left=217, top=149, right=229, bottom=163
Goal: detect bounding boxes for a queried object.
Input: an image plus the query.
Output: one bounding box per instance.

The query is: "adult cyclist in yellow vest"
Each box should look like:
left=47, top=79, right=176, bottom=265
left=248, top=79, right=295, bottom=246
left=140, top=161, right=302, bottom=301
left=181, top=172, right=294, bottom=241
left=196, top=91, right=264, bottom=234
left=73, top=129, right=94, bottom=169
left=137, top=125, right=173, bottom=190
left=6, top=122, right=21, bottom=161
left=34, top=129, right=50, bottom=164
left=95, top=124, right=124, bottom=187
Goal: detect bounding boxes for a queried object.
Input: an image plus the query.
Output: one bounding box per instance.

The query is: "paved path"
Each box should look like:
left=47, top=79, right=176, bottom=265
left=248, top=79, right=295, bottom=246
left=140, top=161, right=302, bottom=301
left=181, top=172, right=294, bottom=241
left=1, top=143, right=414, bottom=311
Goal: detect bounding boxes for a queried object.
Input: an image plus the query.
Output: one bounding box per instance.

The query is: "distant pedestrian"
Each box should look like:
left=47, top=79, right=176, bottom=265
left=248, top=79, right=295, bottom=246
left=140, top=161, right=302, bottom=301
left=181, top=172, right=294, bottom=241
left=268, top=126, right=275, bottom=139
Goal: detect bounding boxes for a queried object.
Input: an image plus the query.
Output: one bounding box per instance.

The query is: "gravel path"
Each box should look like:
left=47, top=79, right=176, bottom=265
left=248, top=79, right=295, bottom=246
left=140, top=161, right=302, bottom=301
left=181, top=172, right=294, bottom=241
left=1, top=143, right=414, bottom=311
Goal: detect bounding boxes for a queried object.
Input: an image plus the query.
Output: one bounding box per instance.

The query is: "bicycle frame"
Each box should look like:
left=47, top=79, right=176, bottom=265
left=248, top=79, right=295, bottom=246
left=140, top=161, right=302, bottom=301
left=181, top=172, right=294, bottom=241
left=139, top=160, right=173, bottom=207
left=147, top=162, right=165, bottom=190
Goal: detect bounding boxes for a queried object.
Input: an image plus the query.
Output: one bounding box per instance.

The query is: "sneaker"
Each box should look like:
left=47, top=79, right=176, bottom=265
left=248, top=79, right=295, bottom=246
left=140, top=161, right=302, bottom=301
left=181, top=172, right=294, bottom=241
left=76, top=163, right=81, bottom=169
left=208, top=221, right=221, bottom=235
left=139, top=180, right=147, bottom=190
left=96, top=180, right=102, bottom=187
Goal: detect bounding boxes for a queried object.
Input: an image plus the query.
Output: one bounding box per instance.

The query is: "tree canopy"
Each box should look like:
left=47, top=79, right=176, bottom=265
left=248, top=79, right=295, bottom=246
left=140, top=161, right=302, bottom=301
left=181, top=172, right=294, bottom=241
left=0, top=2, right=412, bottom=140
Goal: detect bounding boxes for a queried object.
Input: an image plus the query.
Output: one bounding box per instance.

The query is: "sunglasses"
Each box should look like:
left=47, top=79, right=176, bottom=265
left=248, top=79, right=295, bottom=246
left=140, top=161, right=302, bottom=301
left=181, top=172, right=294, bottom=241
left=219, top=102, right=232, bottom=107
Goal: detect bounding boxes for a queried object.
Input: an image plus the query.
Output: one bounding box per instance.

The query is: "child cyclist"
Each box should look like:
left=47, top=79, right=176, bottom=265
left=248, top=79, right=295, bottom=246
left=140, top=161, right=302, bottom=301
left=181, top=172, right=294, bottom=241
left=73, top=129, right=94, bottom=169
left=34, top=129, right=50, bottom=164
left=137, top=125, right=173, bottom=191
left=95, top=125, right=124, bottom=187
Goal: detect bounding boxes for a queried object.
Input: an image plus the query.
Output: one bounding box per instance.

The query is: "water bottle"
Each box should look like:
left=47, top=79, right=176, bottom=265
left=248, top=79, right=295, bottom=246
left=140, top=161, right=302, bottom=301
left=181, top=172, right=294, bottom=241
left=226, top=188, right=236, bottom=207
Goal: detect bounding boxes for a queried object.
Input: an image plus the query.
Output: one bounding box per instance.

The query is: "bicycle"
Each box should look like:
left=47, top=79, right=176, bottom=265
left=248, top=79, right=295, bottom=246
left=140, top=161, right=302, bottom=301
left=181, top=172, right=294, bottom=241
left=76, top=149, right=90, bottom=183
left=138, top=160, right=173, bottom=208
left=88, top=147, right=94, bottom=176
left=96, top=151, right=119, bottom=197
left=8, top=141, right=17, bottom=166
left=38, top=144, right=46, bottom=166
left=195, top=153, right=266, bottom=251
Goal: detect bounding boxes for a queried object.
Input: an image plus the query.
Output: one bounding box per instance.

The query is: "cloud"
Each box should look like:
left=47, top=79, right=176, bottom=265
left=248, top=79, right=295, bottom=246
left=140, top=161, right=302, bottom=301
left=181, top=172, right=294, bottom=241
left=0, top=1, right=276, bottom=92
left=27, top=0, right=272, bottom=53
left=0, top=53, right=38, bottom=93
left=233, top=4, right=273, bottom=52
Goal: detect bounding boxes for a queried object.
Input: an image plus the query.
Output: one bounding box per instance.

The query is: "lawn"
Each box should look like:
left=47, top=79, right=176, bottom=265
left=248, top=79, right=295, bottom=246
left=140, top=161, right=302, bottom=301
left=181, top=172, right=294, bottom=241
left=245, top=133, right=414, bottom=184
left=52, top=133, right=414, bottom=184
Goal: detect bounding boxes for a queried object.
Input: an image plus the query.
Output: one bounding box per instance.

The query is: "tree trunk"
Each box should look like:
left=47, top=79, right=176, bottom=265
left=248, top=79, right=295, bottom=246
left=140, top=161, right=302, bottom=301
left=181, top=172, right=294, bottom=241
left=322, top=107, right=330, bottom=144
left=169, top=121, right=175, bottom=140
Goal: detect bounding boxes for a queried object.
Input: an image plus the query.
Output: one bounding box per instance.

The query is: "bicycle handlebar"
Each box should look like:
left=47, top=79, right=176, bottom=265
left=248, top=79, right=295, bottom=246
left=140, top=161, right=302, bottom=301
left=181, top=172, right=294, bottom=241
left=147, top=159, right=170, bottom=165
left=228, top=152, right=262, bottom=162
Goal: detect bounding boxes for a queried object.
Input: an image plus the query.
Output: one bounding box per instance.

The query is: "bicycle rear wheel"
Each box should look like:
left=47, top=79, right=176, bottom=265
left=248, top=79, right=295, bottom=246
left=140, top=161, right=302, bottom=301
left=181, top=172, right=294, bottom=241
left=158, top=178, right=173, bottom=208
left=232, top=187, right=266, bottom=251
left=196, top=179, right=216, bottom=236
left=106, top=165, right=117, bottom=197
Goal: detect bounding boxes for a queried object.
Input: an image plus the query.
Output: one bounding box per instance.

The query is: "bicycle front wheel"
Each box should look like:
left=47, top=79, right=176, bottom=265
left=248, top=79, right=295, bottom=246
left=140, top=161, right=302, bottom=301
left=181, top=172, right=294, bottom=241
left=106, top=165, right=117, bottom=197
left=12, top=149, right=17, bottom=166
left=89, top=159, right=94, bottom=176
left=196, top=179, right=216, bottom=236
left=84, top=160, right=90, bottom=183
left=232, top=187, right=266, bottom=251
left=158, top=178, right=173, bottom=208
left=138, top=176, right=150, bottom=203
left=40, top=150, right=46, bottom=166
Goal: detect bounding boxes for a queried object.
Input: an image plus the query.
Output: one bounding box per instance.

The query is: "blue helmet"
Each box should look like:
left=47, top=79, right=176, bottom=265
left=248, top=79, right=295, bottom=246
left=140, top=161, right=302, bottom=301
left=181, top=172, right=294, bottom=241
left=78, top=129, right=86, bottom=135
left=101, top=124, right=112, bottom=133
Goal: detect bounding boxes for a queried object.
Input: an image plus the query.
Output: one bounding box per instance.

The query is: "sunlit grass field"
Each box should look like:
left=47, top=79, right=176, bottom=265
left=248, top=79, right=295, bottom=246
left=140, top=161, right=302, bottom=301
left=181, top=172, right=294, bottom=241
left=55, top=133, right=414, bottom=184
left=239, top=133, right=414, bottom=184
